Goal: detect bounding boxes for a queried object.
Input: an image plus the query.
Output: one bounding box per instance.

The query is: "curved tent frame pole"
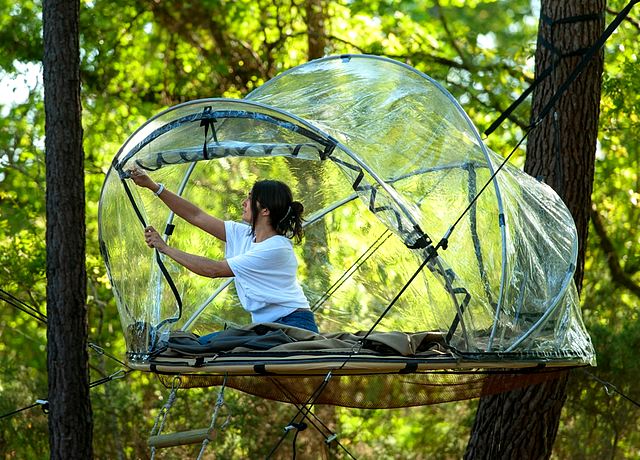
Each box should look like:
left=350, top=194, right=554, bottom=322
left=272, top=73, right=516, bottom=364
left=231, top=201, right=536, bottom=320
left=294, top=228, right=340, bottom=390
left=112, top=104, right=338, bottom=332
left=505, top=261, right=576, bottom=352
left=115, top=107, right=336, bottom=170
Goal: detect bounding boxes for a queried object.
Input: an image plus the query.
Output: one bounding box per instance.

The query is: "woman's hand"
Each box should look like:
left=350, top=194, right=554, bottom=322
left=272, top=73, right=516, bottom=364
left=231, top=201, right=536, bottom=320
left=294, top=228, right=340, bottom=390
left=143, top=225, right=232, bottom=278
left=144, top=226, right=168, bottom=252
left=129, top=167, right=157, bottom=191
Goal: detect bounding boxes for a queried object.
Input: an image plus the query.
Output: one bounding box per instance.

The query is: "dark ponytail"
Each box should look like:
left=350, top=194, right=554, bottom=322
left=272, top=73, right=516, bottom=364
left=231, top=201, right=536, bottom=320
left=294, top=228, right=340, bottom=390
left=277, top=200, right=304, bottom=243
left=250, top=180, right=305, bottom=243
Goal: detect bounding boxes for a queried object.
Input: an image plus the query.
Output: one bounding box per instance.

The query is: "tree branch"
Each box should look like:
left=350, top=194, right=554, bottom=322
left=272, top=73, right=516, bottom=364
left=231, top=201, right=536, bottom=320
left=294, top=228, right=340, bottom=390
left=445, top=79, right=529, bottom=131
left=590, top=204, right=640, bottom=298
left=606, top=7, right=640, bottom=31
left=434, top=0, right=470, bottom=68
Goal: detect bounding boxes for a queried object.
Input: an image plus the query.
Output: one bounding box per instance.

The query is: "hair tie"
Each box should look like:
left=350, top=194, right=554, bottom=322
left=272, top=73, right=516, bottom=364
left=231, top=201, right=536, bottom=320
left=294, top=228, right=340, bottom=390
left=278, top=206, right=292, bottom=226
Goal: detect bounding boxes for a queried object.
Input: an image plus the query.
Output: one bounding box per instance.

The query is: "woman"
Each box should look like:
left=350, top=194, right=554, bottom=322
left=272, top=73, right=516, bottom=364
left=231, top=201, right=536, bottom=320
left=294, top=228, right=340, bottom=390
left=129, top=168, right=319, bottom=334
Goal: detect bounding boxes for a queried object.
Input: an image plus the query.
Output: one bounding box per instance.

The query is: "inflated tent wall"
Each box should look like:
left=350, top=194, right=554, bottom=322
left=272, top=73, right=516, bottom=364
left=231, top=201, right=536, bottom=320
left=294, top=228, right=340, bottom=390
left=99, top=55, right=595, bottom=370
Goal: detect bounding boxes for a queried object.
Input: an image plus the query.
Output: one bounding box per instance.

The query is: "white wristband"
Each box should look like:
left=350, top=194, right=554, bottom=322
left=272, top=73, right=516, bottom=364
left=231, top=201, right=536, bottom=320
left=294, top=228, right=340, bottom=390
left=154, top=183, right=165, bottom=196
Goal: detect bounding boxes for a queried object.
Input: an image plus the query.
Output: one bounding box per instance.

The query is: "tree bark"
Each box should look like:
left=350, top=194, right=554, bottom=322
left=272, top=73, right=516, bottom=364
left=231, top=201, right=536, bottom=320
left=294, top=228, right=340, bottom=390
left=524, top=0, right=605, bottom=289
left=306, top=0, right=327, bottom=60
left=43, top=0, right=93, bottom=458
left=465, top=1, right=605, bottom=459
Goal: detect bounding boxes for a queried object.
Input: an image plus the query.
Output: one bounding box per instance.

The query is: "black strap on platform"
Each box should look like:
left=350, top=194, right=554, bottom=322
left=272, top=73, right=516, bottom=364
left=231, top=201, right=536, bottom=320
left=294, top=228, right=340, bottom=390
left=399, top=362, right=418, bottom=374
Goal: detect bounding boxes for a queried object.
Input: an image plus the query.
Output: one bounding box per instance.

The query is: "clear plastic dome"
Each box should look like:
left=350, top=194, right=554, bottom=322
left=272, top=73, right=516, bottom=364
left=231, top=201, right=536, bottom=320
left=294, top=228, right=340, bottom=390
left=99, top=55, right=595, bottom=365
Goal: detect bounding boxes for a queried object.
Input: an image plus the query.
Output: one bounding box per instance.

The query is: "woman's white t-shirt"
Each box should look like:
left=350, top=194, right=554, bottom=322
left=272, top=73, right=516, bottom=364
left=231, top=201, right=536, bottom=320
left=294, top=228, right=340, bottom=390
left=224, top=221, right=310, bottom=323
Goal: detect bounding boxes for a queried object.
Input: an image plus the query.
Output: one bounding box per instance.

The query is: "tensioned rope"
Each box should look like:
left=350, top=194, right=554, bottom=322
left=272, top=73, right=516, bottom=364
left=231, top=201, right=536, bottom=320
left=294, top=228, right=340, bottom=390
left=89, top=342, right=130, bottom=368
left=0, top=288, right=47, bottom=324
left=0, top=369, right=133, bottom=421
left=582, top=369, right=640, bottom=409
left=0, top=290, right=135, bottom=420
left=311, top=229, right=392, bottom=312
left=0, top=401, right=49, bottom=420
left=485, top=0, right=639, bottom=136
left=0, top=289, right=131, bottom=370
left=266, top=372, right=350, bottom=459
left=267, top=377, right=357, bottom=460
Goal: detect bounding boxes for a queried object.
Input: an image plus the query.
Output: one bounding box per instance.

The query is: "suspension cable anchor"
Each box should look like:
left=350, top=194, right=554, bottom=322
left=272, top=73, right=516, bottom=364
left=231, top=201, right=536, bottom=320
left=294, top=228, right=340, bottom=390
left=88, top=342, right=105, bottom=355
left=36, top=399, right=49, bottom=414
left=284, top=422, right=307, bottom=432
left=325, top=433, right=338, bottom=444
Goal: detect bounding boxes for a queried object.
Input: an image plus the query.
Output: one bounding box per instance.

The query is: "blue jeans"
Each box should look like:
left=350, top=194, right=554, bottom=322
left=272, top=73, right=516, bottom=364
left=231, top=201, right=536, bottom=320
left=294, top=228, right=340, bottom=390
left=274, top=309, right=319, bottom=333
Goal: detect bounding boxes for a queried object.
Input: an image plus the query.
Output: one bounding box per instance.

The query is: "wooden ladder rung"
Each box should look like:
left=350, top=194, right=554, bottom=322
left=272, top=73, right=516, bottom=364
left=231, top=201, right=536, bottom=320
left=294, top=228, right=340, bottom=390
left=148, top=428, right=213, bottom=449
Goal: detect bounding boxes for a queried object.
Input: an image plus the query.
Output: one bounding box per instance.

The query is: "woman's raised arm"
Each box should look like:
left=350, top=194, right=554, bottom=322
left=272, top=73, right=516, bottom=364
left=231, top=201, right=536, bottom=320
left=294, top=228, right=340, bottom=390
left=129, top=168, right=226, bottom=241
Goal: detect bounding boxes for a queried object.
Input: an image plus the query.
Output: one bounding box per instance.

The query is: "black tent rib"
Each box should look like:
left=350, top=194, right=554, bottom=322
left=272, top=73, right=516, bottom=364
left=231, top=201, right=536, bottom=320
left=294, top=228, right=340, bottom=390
left=465, top=163, right=494, bottom=306
left=120, top=178, right=184, bottom=331
left=116, top=109, right=336, bottom=170
left=328, top=155, right=431, bottom=248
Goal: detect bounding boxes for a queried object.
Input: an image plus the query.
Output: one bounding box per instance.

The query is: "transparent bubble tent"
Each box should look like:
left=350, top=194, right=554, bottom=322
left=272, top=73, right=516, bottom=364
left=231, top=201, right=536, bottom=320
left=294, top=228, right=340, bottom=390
left=99, top=55, right=595, bottom=406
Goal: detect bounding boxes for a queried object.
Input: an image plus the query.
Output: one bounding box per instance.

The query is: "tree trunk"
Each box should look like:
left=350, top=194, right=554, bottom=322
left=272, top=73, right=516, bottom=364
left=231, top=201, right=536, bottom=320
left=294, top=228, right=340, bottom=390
left=465, top=1, right=605, bottom=459
left=43, top=0, right=93, bottom=458
left=306, top=0, right=327, bottom=60
left=524, top=0, right=605, bottom=289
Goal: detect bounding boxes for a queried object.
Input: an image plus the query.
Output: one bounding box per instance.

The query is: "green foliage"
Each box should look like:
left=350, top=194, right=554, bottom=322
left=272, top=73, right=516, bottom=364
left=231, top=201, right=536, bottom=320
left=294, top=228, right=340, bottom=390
left=0, top=0, right=42, bottom=68
left=337, top=402, right=476, bottom=459
left=1, top=0, right=639, bottom=458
